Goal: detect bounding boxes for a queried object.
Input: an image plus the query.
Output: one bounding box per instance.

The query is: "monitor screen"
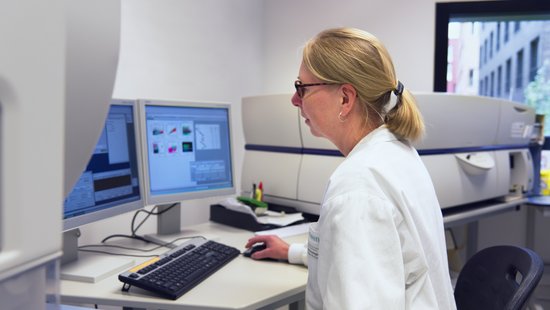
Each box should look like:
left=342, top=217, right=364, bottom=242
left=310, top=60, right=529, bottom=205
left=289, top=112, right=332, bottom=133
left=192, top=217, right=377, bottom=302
left=434, top=1, right=550, bottom=136
left=63, top=100, right=143, bottom=231
left=139, top=99, right=235, bottom=206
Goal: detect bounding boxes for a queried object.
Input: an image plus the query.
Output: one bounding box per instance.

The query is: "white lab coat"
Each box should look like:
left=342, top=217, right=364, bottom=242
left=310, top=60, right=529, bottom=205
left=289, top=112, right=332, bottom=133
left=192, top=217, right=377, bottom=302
left=288, top=126, right=457, bottom=309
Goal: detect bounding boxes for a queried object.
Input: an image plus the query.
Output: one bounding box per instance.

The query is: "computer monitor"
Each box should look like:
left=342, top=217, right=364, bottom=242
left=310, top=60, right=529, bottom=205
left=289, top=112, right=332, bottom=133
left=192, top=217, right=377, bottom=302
left=138, top=99, right=235, bottom=236
left=61, top=99, right=144, bottom=282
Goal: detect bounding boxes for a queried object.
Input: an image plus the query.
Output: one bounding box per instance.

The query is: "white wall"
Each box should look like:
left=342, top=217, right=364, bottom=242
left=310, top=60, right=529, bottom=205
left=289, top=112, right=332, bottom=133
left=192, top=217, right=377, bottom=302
left=261, top=0, right=440, bottom=94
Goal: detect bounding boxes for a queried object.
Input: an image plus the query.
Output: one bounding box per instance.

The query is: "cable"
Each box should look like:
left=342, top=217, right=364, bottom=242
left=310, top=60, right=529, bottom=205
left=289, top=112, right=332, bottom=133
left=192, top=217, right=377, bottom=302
left=80, top=243, right=164, bottom=253
left=130, top=207, right=156, bottom=236
left=99, top=203, right=178, bottom=244
left=78, top=236, right=207, bottom=258
left=78, top=248, right=158, bottom=258
left=131, top=203, right=178, bottom=236
left=80, top=203, right=204, bottom=258
left=101, top=234, right=150, bottom=244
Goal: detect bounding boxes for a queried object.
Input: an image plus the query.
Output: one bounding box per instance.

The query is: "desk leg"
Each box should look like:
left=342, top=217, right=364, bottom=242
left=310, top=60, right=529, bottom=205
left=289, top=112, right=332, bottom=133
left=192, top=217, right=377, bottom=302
left=257, top=291, right=305, bottom=310
left=289, top=299, right=305, bottom=310
left=466, top=221, right=478, bottom=260
left=526, top=204, right=536, bottom=250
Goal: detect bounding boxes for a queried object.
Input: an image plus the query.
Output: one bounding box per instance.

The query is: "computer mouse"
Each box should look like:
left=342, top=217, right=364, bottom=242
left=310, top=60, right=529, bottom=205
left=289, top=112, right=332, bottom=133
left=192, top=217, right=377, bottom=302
left=243, top=243, right=267, bottom=258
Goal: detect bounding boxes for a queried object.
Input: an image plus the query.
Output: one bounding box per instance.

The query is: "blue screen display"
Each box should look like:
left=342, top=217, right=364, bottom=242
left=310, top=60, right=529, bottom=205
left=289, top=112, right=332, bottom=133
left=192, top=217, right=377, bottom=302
left=64, top=104, right=141, bottom=220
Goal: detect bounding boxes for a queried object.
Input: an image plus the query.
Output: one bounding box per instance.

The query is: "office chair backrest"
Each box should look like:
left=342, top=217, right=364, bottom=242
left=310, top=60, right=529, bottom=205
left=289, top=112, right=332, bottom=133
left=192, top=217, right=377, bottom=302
left=454, top=245, right=544, bottom=310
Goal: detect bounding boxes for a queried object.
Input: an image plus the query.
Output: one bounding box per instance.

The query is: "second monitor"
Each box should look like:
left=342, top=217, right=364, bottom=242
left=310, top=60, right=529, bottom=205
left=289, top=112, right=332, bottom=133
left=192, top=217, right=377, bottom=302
left=139, top=99, right=235, bottom=235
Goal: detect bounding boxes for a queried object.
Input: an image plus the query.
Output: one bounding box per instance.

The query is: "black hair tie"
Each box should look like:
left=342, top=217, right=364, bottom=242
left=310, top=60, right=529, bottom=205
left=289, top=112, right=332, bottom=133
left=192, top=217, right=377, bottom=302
left=393, top=81, right=404, bottom=96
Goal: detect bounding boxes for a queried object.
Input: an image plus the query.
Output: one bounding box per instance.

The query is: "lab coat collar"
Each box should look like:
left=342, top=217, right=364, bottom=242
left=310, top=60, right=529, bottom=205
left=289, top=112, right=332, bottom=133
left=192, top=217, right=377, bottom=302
left=346, top=125, right=400, bottom=159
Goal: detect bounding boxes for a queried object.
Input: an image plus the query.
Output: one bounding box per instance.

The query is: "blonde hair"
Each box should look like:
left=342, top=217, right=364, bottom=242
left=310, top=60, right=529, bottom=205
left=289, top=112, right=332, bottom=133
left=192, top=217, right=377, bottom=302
left=302, top=27, right=424, bottom=141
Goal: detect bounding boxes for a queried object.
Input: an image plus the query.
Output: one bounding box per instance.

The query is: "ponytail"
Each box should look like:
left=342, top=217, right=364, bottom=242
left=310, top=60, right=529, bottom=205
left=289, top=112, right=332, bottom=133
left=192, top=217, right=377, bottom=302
left=385, top=89, right=425, bottom=141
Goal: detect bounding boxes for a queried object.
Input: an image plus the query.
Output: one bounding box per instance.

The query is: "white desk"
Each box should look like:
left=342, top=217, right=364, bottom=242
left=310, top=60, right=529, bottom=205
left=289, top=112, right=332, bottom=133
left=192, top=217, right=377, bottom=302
left=60, top=222, right=308, bottom=310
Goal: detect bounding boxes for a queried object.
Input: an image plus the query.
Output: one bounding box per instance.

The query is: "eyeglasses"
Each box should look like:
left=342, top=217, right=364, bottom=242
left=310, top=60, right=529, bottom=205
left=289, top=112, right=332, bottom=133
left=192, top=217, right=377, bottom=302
left=294, top=80, right=337, bottom=99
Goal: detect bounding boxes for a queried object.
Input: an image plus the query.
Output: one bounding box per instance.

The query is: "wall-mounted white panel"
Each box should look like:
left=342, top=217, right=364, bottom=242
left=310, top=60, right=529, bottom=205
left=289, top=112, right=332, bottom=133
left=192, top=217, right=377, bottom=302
left=0, top=0, right=65, bottom=284
left=242, top=94, right=301, bottom=147
left=298, top=154, right=343, bottom=204
left=413, top=93, right=500, bottom=150
left=496, top=101, right=535, bottom=145
left=241, top=151, right=301, bottom=200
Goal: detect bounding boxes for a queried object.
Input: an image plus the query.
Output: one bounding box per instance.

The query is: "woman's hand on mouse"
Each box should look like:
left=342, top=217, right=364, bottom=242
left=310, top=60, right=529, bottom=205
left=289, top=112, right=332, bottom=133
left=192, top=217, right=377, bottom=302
left=245, top=235, right=289, bottom=260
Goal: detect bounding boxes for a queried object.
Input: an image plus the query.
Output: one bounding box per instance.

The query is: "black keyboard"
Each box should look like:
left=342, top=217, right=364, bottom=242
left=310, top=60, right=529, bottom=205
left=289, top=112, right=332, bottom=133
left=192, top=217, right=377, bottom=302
left=118, top=238, right=240, bottom=300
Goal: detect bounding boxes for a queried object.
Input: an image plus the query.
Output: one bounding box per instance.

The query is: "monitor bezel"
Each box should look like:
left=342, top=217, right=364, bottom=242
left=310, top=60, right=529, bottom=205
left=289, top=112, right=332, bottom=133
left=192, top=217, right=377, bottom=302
left=62, top=99, right=145, bottom=231
left=138, top=99, right=236, bottom=206
left=433, top=0, right=550, bottom=92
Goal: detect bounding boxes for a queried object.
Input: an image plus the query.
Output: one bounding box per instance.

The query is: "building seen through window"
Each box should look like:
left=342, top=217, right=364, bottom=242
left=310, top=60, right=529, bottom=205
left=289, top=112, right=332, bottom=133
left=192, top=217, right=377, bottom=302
left=446, top=19, right=550, bottom=135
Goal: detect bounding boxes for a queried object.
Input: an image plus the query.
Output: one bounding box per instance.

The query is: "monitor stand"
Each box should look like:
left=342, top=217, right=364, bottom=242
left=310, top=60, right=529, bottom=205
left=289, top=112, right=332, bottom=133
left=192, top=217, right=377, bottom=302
left=144, top=203, right=185, bottom=247
left=143, top=203, right=218, bottom=247
left=60, top=228, right=134, bottom=283
left=156, top=202, right=182, bottom=235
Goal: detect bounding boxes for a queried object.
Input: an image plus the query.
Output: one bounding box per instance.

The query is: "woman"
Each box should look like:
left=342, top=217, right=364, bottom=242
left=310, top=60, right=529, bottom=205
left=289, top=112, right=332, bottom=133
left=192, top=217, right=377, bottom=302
left=245, top=27, right=456, bottom=309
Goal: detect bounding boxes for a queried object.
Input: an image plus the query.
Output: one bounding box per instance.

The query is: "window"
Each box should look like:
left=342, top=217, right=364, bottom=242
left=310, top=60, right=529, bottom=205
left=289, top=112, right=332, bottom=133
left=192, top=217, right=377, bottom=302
left=469, top=69, right=474, bottom=86
left=497, top=65, right=502, bottom=97
left=433, top=0, right=550, bottom=95
left=484, top=39, right=489, bottom=63
left=530, top=37, right=540, bottom=82
left=489, top=32, right=494, bottom=59
left=480, top=79, right=484, bottom=95
left=490, top=71, right=495, bottom=96
left=480, top=46, right=484, bottom=67
left=505, top=58, right=512, bottom=93
left=496, top=23, right=501, bottom=51
left=504, top=21, right=509, bottom=43
left=516, top=49, right=524, bottom=88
